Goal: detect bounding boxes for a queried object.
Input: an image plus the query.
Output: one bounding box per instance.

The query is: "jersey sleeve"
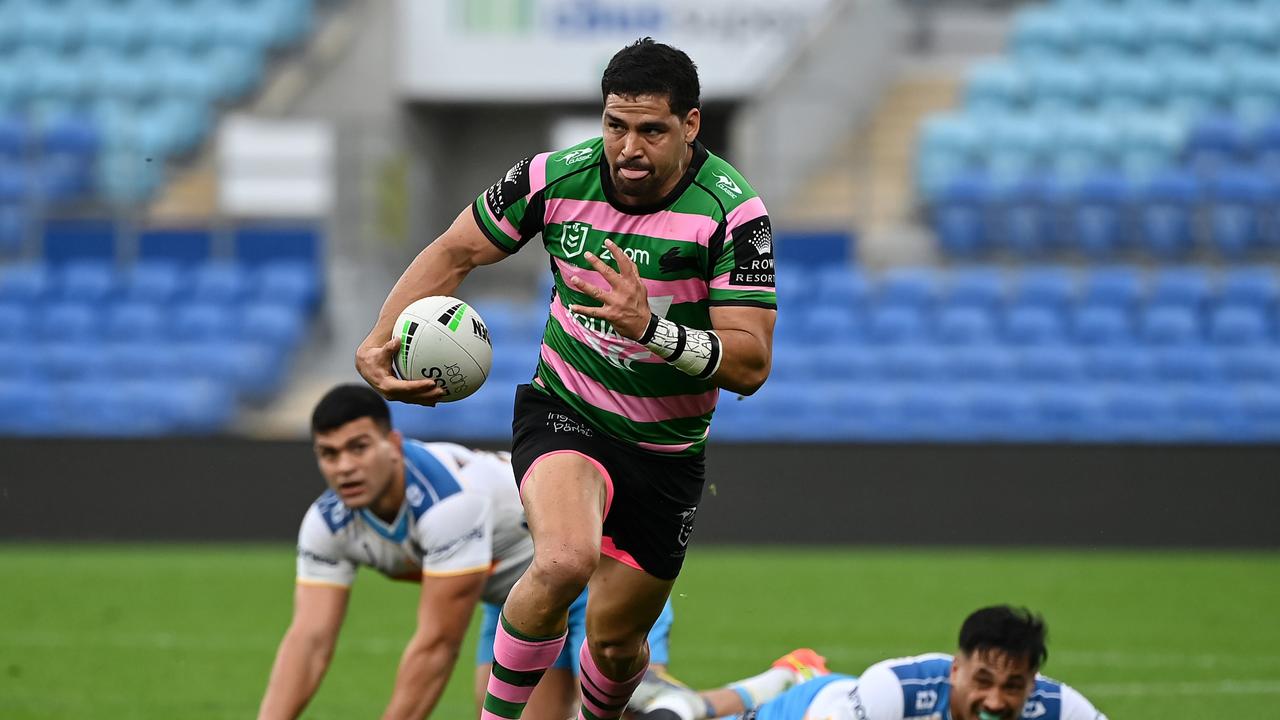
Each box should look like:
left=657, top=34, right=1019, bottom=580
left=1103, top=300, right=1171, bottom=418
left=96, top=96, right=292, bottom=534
left=296, top=507, right=357, bottom=587
left=1058, top=684, right=1107, bottom=720
left=843, top=662, right=906, bottom=720
left=709, top=195, right=777, bottom=309
left=415, top=492, right=494, bottom=577
left=472, top=153, right=551, bottom=254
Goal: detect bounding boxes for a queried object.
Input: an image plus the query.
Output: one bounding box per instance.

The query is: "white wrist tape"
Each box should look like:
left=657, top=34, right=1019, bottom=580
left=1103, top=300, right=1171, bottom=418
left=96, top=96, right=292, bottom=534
left=639, top=314, right=723, bottom=379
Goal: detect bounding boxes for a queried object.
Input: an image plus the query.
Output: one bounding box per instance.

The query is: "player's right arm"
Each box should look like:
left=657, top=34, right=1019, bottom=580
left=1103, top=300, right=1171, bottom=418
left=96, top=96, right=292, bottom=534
left=357, top=154, right=547, bottom=406
left=830, top=662, right=905, bottom=720
left=258, top=507, right=358, bottom=720
left=257, top=582, right=350, bottom=720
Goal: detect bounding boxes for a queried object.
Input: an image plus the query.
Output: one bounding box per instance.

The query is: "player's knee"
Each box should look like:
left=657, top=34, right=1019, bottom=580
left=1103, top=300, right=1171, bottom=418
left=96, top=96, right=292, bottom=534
left=530, top=545, right=598, bottom=592
left=587, top=632, right=646, bottom=669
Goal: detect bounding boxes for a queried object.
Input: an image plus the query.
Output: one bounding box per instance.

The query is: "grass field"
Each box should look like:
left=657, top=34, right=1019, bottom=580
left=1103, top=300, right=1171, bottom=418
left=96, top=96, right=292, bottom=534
left=2, top=545, right=1278, bottom=719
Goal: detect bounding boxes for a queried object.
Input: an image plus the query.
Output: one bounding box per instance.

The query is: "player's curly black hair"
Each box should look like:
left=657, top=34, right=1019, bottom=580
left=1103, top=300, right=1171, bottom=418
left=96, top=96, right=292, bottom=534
left=601, top=37, right=701, bottom=117
left=958, top=605, right=1049, bottom=671
left=311, top=384, right=392, bottom=435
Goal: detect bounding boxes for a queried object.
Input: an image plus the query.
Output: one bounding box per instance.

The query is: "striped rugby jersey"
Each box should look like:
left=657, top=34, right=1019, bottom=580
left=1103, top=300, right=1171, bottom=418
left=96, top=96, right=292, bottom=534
left=472, top=137, right=776, bottom=456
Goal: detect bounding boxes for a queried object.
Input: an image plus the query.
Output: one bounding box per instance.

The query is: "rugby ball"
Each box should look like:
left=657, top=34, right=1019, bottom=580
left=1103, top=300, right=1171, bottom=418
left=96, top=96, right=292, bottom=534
left=392, top=296, right=492, bottom=402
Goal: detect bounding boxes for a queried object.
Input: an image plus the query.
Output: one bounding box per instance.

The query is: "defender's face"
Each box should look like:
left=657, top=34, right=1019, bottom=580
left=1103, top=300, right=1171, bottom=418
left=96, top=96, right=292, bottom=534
left=313, top=418, right=402, bottom=509
left=949, top=650, right=1037, bottom=720
left=602, top=93, right=700, bottom=205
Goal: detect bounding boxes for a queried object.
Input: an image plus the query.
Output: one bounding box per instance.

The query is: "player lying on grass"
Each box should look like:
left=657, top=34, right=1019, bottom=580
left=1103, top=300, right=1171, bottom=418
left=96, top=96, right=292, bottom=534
left=257, top=384, right=672, bottom=720
left=630, top=605, right=1108, bottom=720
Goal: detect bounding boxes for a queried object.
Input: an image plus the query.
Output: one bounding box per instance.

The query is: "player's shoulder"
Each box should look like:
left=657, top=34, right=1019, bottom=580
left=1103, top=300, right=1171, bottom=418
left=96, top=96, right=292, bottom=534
left=693, top=146, right=760, bottom=211
left=1026, top=676, right=1104, bottom=720
left=401, top=438, right=466, bottom=519
left=308, top=489, right=353, bottom=534
left=543, top=137, right=604, bottom=184
left=880, top=652, right=954, bottom=684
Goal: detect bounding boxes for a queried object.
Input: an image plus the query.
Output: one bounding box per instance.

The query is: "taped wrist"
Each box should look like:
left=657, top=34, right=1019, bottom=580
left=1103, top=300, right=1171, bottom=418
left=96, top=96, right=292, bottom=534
left=638, top=313, right=722, bottom=379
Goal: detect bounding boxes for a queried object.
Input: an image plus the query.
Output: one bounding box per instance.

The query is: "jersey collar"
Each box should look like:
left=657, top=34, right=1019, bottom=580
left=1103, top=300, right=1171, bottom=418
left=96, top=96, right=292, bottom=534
left=358, top=503, right=410, bottom=543
left=598, top=140, right=708, bottom=216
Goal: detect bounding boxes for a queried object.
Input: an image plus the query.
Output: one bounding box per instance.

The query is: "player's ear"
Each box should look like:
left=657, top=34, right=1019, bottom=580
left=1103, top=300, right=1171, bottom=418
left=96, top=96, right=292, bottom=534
left=387, top=428, right=403, bottom=452
left=682, top=107, right=700, bottom=144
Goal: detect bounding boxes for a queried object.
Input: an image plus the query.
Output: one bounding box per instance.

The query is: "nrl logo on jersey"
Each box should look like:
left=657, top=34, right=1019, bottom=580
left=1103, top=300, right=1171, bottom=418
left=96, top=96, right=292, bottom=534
left=560, top=147, right=594, bottom=165
left=713, top=171, right=742, bottom=198
left=560, top=221, right=592, bottom=258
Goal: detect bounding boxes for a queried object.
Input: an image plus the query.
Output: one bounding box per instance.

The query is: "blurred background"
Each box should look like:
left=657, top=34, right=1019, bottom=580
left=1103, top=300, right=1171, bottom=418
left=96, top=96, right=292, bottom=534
left=1, top=1, right=1277, bottom=718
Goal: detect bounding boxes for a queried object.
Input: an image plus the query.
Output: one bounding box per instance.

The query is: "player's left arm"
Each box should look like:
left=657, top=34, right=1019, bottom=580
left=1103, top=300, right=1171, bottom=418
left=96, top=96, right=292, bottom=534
left=568, top=239, right=775, bottom=395
left=1059, top=684, right=1108, bottom=720
left=381, top=569, right=488, bottom=720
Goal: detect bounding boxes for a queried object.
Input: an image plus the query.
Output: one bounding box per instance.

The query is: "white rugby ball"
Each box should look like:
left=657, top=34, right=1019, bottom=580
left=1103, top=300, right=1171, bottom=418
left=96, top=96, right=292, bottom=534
left=392, top=296, right=492, bottom=402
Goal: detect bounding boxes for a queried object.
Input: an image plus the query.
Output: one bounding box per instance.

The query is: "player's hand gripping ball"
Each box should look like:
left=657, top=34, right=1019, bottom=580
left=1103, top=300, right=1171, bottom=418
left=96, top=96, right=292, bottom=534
left=392, top=296, right=493, bottom=402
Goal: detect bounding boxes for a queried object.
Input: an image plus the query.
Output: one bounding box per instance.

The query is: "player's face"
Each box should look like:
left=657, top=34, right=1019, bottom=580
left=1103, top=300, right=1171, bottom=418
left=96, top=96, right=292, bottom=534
left=602, top=93, right=700, bottom=205
left=312, top=418, right=403, bottom=510
left=949, top=650, right=1037, bottom=720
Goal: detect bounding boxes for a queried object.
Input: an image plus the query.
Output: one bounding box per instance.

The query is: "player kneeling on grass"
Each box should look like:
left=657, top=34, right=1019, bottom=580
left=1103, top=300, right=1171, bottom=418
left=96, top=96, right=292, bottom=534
left=257, top=384, right=673, bottom=720
left=630, top=605, right=1107, bottom=720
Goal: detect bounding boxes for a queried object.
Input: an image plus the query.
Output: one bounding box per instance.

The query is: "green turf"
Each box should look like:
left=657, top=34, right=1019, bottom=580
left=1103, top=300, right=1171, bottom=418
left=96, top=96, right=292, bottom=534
left=1, top=545, right=1277, bottom=719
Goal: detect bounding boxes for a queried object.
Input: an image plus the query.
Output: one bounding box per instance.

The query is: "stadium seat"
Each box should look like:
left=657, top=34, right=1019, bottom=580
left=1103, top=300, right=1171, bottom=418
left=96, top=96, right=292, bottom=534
left=1012, top=267, right=1077, bottom=312
left=1011, top=9, right=1079, bottom=59
left=1017, top=346, right=1085, bottom=383
left=254, top=261, right=321, bottom=311
left=1208, top=304, right=1271, bottom=345
left=0, top=382, right=58, bottom=435
left=931, top=174, right=991, bottom=255
left=1034, top=384, right=1107, bottom=441
left=1065, top=172, right=1131, bottom=257
left=996, top=176, right=1061, bottom=256
left=102, top=341, right=184, bottom=380
left=945, top=267, right=1007, bottom=310
left=1140, top=305, right=1201, bottom=345
left=1148, top=267, right=1215, bottom=311
left=1103, top=385, right=1177, bottom=441
left=1240, top=386, right=1280, bottom=440
left=1137, top=171, right=1199, bottom=258
left=59, top=261, right=118, bottom=303
left=0, top=263, right=51, bottom=301
left=173, top=302, right=236, bottom=341
left=1072, top=305, right=1133, bottom=346
left=1085, top=346, right=1156, bottom=383
left=1173, top=385, right=1243, bottom=442
left=1185, top=116, right=1249, bottom=171
left=935, top=306, right=997, bottom=345
left=1153, top=346, right=1223, bottom=383
left=963, top=384, right=1042, bottom=441
left=813, top=267, right=872, bottom=307
left=0, top=302, right=32, bottom=341
left=1209, top=169, right=1270, bottom=257
left=803, top=305, right=861, bottom=343
left=106, top=302, right=166, bottom=341
left=124, top=261, right=186, bottom=304
left=965, top=60, right=1027, bottom=111
left=877, top=345, right=947, bottom=382
left=866, top=306, right=927, bottom=344
left=1222, top=346, right=1280, bottom=384
left=41, top=301, right=98, bottom=341
left=877, top=268, right=942, bottom=309
left=896, top=385, right=971, bottom=441
left=1219, top=267, right=1279, bottom=309
left=1080, top=266, right=1145, bottom=310
left=240, top=301, right=307, bottom=347
left=946, top=345, right=1017, bottom=382
left=1005, top=306, right=1067, bottom=345
left=190, top=262, right=251, bottom=304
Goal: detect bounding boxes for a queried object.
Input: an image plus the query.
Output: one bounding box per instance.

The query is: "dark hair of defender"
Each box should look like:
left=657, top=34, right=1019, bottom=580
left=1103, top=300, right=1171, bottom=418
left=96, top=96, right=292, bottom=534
left=958, top=605, right=1049, bottom=672
left=601, top=37, right=701, bottom=117
left=311, top=384, right=392, bottom=435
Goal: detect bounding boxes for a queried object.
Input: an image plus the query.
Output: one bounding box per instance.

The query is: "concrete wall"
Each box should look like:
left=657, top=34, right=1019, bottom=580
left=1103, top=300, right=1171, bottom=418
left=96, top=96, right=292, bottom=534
left=3, top=440, right=1275, bottom=548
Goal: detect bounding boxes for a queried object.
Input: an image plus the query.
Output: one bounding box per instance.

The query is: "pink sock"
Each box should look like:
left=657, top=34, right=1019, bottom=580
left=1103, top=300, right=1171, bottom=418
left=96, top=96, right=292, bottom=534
left=481, top=614, right=567, bottom=720
left=578, top=640, right=648, bottom=720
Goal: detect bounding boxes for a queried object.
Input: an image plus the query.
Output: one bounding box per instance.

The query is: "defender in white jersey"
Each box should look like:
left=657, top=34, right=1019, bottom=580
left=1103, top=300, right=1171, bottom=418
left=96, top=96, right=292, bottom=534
left=635, top=606, right=1106, bottom=720
left=258, top=385, right=562, bottom=720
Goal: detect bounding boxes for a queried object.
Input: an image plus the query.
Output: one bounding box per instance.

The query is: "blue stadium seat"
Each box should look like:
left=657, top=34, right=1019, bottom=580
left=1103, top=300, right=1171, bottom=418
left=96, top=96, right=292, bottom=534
left=865, top=306, right=927, bottom=345
left=1256, top=116, right=1280, bottom=171
left=1017, top=346, right=1085, bottom=383
left=1219, top=267, right=1279, bottom=309
left=0, top=340, right=42, bottom=380
left=0, top=115, right=27, bottom=158
left=1148, top=10, right=1211, bottom=58
left=0, top=162, right=30, bottom=202
left=0, top=263, right=51, bottom=301
left=965, top=60, right=1027, bottom=111
left=1140, top=305, right=1201, bottom=345
left=173, top=302, right=236, bottom=341
left=896, top=385, right=971, bottom=441
left=1208, top=304, right=1271, bottom=345
left=106, top=302, right=165, bottom=341
left=813, top=345, right=878, bottom=382
left=1148, top=267, right=1214, bottom=311
left=191, top=262, right=251, bottom=304
left=0, top=382, right=58, bottom=435
left=58, top=261, right=118, bottom=303
left=1011, top=9, right=1077, bottom=58
left=0, top=203, right=24, bottom=253
left=931, top=173, right=992, bottom=255
left=102, top=341, right=184, bottom=380
left=240, top=302, right=306, bottom=347
left=877, top=268, right=942, bottom=309
left=1222, top=347, right=1280, bottom=383
left=1240, top=386, right=1280, bottom=440
left=41, top=301, right=97, bottom=341
left=124, top=261, right=186, bottom=304
left=1078, top=11, right=1144, bottom=60
left=1052, top=116, right=1118, bottom=184
left=1173, top=385, right=1243, bottom=442
left=1072, top=305, right=1133, bottom=345
left=877, top=345, right=947, bottom=382
left=1034, top=384, right=1107, bottom=441
left=1103, top=385, right=1177, bottom=441
left=1185, top=116, right=1249, bottom=171
left=1085, top=346, right=1156, bottom=383
left=1153, top=346, right=1223, bottom=383
left=45, top=342, right=94, bottom=380
left=963, top=384, right=1042, bottom=441
left=254, top=261, right=321, bottom=311
left=1013, top=267, right=1077, bottom=311
left=995, top=176, right=1060, bottom=256
left=945, top=267, right=1007, bottom=310
left=0, top=302, right=31, bottom=341
left=40, top=116, right=100, bottom=157
left=813, top=267, right=871, bottom=307
left=1229, top=57, right=1280, bottom=125
left=1117, top=113, right=1186, bottom=179
left=1207, top=168, right=1268, bottom=257
left=207, top=44, right=264, bottom=100
left=803, top=305, right=861, bottom=343
left=1137, top=171, right=1199, bottom=258
left=945, top=345, right=1017, bottom=382
left=138, top=227, right=213, bottom=265
left=917, top=114, right=982, bottom=199
left=1080, top=266, right=1145, bottom=310
left=1005, top=306, right=1067, bottom=345
left=1026, top=62, right=1094, bottom=112
left=934, top=306, right=997, bottom=345
left=1165, top=59, right=1229, bottom=119
left=164, top=379, right=239, bottom=434
left=821, top=384, right=902, bottom=441
left=1065, top=172, right=1131, bottom=257
left=1211, top=8, right=1277, bottom=55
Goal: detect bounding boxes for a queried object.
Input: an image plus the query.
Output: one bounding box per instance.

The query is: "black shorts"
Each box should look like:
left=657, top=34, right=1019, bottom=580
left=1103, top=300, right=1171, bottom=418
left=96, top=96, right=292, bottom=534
left=509, top=383, right=706, bottom=581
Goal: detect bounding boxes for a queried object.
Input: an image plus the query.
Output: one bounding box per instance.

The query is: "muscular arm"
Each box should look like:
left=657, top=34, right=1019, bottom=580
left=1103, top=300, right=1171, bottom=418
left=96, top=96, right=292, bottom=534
left=356, top=208, right=511, bottom=403
left=258, top=583, right=350, bottom=720
left=708, top=305, right=775, bottom=396
left=381, top=569, right=489, bottom=720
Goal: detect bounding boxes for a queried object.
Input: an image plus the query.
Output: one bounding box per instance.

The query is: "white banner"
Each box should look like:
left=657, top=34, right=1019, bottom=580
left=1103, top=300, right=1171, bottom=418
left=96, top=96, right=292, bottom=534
left=396, top=0, right=833, bottom=102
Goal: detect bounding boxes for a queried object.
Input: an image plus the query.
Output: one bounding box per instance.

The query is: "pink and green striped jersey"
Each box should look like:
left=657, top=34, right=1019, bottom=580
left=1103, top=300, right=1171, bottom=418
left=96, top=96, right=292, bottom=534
left=471, top=138, right=776, bottom=456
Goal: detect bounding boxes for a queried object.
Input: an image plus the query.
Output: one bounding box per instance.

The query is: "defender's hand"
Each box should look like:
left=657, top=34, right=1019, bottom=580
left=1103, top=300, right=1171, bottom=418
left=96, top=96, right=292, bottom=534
left=355, top=337, right=448, bottom=406
left=567, top=239, right=652, bottom=340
